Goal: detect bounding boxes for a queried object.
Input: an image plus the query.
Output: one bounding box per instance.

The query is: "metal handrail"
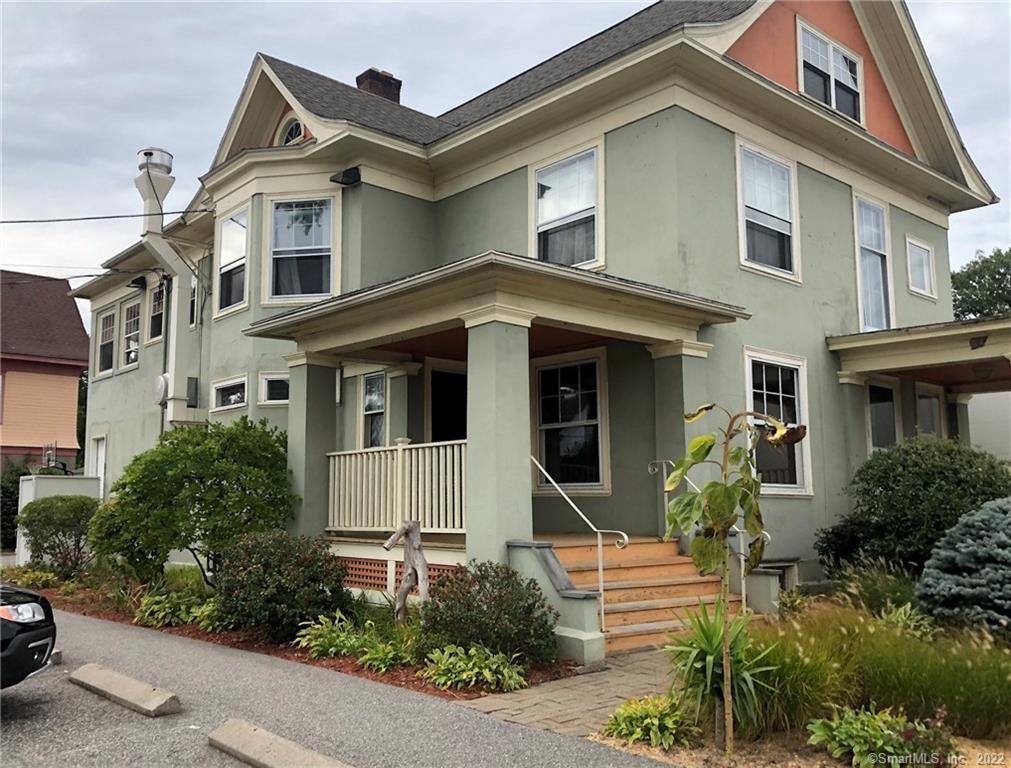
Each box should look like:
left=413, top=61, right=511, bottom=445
left=649, top=459, right=771, bottom=610
left=531, top=455, right=628, bottom=632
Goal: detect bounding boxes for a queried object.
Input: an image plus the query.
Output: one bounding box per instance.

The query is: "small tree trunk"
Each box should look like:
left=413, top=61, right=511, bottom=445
left=383, top=520, right=429, bottom=623
left=721, top=547, right=734, bottom=755
left=714, top=697, right=726, bottom=752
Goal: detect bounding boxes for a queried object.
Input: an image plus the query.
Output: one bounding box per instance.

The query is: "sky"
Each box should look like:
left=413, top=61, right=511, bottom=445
left=1, top=0, right=1009, bottom=329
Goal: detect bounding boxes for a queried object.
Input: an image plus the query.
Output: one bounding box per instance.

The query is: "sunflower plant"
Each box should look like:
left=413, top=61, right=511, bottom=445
left=663, top=402, right=806, bottom=754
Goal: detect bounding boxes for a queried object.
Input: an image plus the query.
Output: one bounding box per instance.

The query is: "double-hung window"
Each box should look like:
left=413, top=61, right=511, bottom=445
left=739, top=145, right=795, bottom=275
left=536, top=356, right=605, bottom=487
left=535, top=149, right=598, bottom=267
left=856, top=198, right=891, bottom=331
left=271, top=199, right=332, bottom=297
left=148, top=282, right=165, bottom=341
left=800, top=23, right=862, bottom=122
left=746, top=349, right=810, bottom=493
left=867, top=383, right=899, bottom=450
left=121, top=301, right=141, bottom=367
left=218, top=209, right=248, bottom=312
left=97, top=312, right=115, bottom=374
left=362, top=373, right=385, bottom=448
left=906, top=238, right=935, bottom=298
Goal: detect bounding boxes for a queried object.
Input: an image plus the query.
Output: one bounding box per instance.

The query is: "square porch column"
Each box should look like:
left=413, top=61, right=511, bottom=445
left=462, top=311, right=535, bottom=563
left=285, top=352, right=339, bottom=537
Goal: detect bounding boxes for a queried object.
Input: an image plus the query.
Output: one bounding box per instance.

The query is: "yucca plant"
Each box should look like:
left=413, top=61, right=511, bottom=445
left=666, top=600, right=776, bottom=736
left=663, top=402, right=806, bottom=753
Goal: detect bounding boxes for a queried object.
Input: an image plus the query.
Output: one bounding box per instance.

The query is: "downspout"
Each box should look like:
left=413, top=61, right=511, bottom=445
left=159, top=274, right=172, bottom=434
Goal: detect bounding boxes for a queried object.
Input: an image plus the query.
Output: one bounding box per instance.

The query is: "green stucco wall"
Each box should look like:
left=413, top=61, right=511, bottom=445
left=435, top=169, right=528, bottom=262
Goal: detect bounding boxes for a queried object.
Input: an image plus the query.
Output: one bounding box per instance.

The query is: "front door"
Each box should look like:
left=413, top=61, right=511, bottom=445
left=430, top=369, right=467, bottom=442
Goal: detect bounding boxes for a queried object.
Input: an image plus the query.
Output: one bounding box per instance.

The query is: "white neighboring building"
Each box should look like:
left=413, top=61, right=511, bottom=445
left=969, top=392, right=1011, bottom=459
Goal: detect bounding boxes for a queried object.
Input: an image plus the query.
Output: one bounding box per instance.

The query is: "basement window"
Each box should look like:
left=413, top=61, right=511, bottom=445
left=799, top=22, right=862, bottom=123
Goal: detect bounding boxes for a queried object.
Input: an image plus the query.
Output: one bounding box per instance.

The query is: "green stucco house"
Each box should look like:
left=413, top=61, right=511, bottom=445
left=75, top=0, right=1009, bottom=664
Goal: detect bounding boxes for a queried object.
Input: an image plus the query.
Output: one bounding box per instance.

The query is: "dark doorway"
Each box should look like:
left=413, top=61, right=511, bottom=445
left=430, top=369, right=467, bottom=442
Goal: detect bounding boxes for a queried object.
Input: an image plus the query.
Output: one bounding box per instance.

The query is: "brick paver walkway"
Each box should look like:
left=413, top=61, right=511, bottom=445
left=462, top=650, right=671, bottom=737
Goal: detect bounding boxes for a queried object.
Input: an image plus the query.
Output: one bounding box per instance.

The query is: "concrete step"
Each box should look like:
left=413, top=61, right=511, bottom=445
left=604, top=593, right=742, bottom=626
left=552, top=539, right=681, bottom=567
left=601, top=575, right=723, bottom=603
left=567, top=558, right=699, bottom=586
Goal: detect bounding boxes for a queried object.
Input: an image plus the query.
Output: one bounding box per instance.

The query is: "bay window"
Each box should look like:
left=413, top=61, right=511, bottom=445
left=856, top=197, right=891, bottom=331
left=270, top=199, right=332, bottom=297
left=535, top=149, right=598, bottom=267
left=218, top=209, right=248, bottom=312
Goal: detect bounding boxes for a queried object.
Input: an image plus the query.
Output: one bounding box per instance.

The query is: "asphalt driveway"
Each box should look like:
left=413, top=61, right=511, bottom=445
left=1, top=610, right=659, bottom=768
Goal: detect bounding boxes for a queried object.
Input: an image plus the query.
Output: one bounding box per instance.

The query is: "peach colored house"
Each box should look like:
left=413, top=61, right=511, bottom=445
left=1, top=271, right=89, bottom=465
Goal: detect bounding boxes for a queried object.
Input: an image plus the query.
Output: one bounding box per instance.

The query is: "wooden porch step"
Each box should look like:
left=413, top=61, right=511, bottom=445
left=604, top=599, right=743, bottom=652
left=601, top=575, right=723, bottom=603
left=567, top=557, right=699, bottom=586
left=605, top=593, right=742, bottom=626
left=551, top=539, right=681, bottom=567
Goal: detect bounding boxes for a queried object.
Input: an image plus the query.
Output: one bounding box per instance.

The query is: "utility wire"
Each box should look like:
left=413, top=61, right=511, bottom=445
left=0, top=209, right=211, bottom=225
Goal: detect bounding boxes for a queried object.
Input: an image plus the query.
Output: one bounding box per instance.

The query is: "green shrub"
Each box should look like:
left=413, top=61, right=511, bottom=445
left=133, top=591, right=201, bottom=627
left=808, top=705, right=958, bottom=768
left=162, top=566, right=210, bottom=598
left=89, top=418, right=296, bottom=584
left=602, top=695, right=699, bottom=750
left=216, top=530, right=350, bottom=641
left=747, top=618, right=855, bottom=736
left=816, top=438, right=1011, bottom=571
left=837, top=557, right=919, bottom=613
left=16, top=495, right=98, bottom=579
left=418, top=644, right=527, bottom=692
left=420, top=561, right=558, bottom=664
left=876, top=602, right=937, bottom=641
left=918, top=497, right=1011, bottom=636
left=358, top=633, right=416, bottom=674
left=0, top=565, right=58, bottom=589
left=666, top=601, right=776, bottom=734
left=294, top=611, right=368, bottom=658
left=191, top=596, right=233, bottom=633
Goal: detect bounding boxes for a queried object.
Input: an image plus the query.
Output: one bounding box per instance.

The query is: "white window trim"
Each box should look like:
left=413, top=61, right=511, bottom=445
left=423, top=357, right=467, bottom=443
left=528, top=139, right=606, bottom=272
left=145, top=281, right=165, bottom=345
left=274, top=114, right=305, bottom=147
left=356, top=370, right=390, bottom=449
left=530, top=347, right=611, bottom=497
left=88, top=434, right=107, bottom=498
left=796, top=17, right=866, bottom=128
left=905, top=235, right=937, bottom=301
left=119, top=299, right=142, bottom=372
left=94, top=308, right=117, bottom=379
left=734, top=137, right=803, bottom=285
left=262, top=193, right=341, bottom=305
left=914, top=382, right=947, bottom=438
left=257, top=371, right=290, bottom=406
left=210, top=374, right=249, bottom=414
left=213, top=203, right=250, bottom=320
left=852, top=192, right=897, bottom=332
left=864, top=375, right=903, bottom=453
left=743, top=345, right=813, bottom=497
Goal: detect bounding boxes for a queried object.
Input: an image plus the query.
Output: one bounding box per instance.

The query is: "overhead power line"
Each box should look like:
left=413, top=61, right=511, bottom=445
left=0, top=209, right=211, bottom=225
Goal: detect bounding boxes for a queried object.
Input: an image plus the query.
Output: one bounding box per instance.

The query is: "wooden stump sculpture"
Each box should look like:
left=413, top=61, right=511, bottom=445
left=383, top=520, right=429, bottom=623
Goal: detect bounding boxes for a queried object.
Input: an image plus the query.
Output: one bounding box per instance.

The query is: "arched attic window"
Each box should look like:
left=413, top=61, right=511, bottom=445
left=276, top=116, right=304, bottom=146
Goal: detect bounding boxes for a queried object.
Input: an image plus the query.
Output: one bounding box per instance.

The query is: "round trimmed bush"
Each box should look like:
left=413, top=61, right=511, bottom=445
left=16, top=495, right=98, bottom=579
left=420, top=561, right=558, bottom=665
left=216, top=530, right=351, bottom=641
left=816, top=438, right=1011, bottom=571
left=917, top=497, right=1011, bottom=636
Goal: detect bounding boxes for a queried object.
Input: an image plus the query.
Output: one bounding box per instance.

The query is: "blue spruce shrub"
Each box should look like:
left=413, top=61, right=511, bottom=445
left=917, top=497, right=1011, bottom=636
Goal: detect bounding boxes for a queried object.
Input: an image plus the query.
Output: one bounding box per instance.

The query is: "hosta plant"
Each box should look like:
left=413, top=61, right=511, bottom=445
left=293, top=611, right=367, bottom=658
left=133, top=591, right=200, bottom=627
left=602, top=695, right=699, bottom=750
left=418, top=644, right=527, bottom=692
left=875, top=602, right=937, bottom=642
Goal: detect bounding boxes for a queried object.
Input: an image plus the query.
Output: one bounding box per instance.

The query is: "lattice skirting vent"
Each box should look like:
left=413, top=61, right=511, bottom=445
left=395, top=561, right=461, bottom=594
left=339, top=557, right=461, bottom=593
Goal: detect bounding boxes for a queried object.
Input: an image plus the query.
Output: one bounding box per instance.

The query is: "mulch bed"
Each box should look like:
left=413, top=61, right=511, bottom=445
left=41, top=587, right=575, bottom=701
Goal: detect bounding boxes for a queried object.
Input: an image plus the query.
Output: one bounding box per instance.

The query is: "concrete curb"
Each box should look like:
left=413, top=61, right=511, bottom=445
left=69, top=663, right=181, bottom=717
left=208, top=719, right=352, bottom=768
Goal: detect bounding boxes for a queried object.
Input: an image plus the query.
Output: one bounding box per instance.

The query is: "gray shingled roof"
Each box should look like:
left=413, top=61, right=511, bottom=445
left=262, top=0, right=755, bottom=146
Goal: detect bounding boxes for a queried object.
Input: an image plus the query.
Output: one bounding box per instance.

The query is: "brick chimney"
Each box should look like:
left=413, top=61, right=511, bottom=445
left=356, top=68, right=402, bottom=103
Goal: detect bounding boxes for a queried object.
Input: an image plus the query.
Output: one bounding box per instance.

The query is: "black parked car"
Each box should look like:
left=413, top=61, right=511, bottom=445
left=1, top=582, right=57, bottom=688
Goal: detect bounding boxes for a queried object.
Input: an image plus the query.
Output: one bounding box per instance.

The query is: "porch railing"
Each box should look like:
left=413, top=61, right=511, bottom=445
left=328, top=439, right=466, bottom=533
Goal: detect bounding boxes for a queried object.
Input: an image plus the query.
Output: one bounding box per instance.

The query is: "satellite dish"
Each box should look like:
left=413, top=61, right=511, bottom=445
left=154, top=373, right=169, bottom=406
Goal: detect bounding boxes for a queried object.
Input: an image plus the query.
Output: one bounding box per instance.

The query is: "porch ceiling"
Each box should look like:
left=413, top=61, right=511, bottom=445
left=827, top=315, right=1011, bottom=394
left=244, top=251, right=749, bottom=355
